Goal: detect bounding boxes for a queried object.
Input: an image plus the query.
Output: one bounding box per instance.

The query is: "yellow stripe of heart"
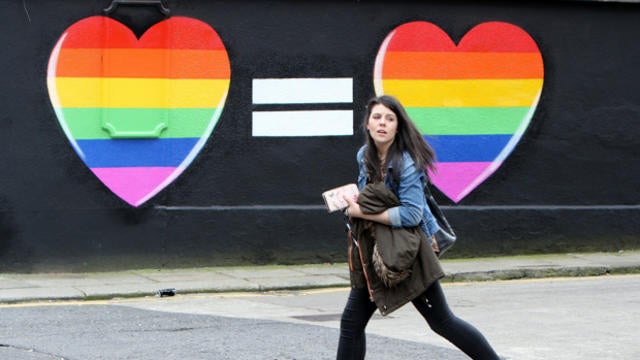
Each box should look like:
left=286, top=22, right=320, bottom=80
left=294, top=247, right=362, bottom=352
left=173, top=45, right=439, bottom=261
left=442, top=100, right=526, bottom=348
left=376, top=79, right=543, bottom=107
left=51, top=78, right=230, bottom=108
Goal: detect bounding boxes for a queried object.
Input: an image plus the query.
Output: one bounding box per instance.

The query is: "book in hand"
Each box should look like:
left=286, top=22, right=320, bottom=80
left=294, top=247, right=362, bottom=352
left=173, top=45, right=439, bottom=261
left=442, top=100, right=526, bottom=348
left=322, top=183, right=359, bottom=213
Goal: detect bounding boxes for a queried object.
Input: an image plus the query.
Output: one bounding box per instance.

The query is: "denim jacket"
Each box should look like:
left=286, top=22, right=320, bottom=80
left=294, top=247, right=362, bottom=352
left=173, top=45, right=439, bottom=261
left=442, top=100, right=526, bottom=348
left=356, top=145, right=440, bottom=238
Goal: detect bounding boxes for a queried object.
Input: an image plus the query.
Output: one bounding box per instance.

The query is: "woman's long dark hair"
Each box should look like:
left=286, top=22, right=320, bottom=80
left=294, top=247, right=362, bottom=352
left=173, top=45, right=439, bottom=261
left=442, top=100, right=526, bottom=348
left=362, top=95, right=437, bottom=184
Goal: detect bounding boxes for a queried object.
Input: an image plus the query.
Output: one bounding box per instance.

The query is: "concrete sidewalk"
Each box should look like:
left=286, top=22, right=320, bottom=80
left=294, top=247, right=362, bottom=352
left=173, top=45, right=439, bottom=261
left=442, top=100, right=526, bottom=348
left=1, top=251, right=639, bottom=304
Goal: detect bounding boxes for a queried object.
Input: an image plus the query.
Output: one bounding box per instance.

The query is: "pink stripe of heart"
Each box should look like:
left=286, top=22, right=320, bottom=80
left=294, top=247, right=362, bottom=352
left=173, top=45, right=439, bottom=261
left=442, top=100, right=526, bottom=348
left=91, top=167, right=181, bottom=206
left=429, top=162, right=498, bottom=203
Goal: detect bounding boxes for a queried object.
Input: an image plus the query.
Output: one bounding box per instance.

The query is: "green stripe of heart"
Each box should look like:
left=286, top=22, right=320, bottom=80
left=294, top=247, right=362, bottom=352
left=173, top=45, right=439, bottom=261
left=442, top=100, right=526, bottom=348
left=61, top=108, right=218, bottom=139
left=407, top=107, right=531, bottom=135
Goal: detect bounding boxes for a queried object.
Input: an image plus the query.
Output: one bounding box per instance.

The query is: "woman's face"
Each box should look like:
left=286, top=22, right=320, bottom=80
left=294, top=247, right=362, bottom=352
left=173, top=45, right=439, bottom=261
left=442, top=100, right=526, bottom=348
left=366, top=104, right=398, bottom=150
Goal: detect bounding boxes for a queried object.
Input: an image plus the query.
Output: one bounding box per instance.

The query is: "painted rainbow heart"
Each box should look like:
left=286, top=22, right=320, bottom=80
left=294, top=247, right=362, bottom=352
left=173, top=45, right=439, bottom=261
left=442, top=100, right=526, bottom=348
left=374, top=21, right=544, bottom=203
left=47, top=16, right=230, bottom=206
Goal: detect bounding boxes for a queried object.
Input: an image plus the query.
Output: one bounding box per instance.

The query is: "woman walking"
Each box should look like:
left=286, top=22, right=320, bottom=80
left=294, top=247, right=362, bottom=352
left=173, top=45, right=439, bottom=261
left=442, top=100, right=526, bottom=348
left=337, top=95, right=500, bottom=359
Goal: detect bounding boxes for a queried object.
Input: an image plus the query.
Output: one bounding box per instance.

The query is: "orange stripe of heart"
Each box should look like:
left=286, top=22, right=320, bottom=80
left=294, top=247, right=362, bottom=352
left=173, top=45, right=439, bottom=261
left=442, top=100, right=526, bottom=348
left=54, top=48, right=230, bottom=79
left=380, top=51, right=543, bottom=79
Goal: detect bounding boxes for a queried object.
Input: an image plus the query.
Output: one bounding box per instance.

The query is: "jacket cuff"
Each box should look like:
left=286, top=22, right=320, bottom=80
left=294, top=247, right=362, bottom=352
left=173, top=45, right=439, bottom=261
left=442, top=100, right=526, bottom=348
left=388, top=206, right=402, bottom=228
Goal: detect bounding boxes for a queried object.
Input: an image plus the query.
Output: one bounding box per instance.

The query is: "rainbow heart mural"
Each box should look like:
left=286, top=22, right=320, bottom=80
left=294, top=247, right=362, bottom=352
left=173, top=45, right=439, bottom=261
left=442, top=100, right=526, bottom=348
left=47, top=16, right=230, bottom=206
left=374, top=21, right=544, bottom=203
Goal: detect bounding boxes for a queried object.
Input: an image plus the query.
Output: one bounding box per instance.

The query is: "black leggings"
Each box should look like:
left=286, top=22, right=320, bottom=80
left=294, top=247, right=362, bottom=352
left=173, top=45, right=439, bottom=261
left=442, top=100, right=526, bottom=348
left=336, top=281, right=500, bottom=360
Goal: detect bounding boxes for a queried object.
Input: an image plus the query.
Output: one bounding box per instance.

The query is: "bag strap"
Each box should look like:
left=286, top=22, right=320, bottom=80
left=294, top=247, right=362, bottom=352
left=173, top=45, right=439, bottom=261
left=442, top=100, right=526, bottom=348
left=344, top=215, right=359, bottom=248
left=424, top=182, right=455, bottom=235
left=424, top=180, right=434, bottom=197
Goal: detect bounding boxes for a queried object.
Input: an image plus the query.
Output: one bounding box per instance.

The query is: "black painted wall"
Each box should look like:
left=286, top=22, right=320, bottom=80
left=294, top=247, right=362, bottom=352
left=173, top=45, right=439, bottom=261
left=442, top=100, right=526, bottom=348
left=1, top=0, right=638, bottom=272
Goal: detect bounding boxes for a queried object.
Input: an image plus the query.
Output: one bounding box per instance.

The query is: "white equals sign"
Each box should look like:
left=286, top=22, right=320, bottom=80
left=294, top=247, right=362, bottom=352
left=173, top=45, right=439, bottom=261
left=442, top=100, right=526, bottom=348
left=252, top=78, right=354, bottom=137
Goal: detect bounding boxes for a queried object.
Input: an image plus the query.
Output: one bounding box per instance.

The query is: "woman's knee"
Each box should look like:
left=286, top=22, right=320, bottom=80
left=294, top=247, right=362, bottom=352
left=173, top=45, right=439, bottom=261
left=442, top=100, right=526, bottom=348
left=340, top=288, right=375, bottom=333
left=413, top=282, right=457, bottom=332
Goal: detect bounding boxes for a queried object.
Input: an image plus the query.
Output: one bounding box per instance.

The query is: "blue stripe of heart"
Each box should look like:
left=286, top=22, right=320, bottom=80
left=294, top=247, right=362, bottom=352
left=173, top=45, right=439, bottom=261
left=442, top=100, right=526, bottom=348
left=76, top=138, right=200, bottom=167
left=425, top=134, right=513, bottom=162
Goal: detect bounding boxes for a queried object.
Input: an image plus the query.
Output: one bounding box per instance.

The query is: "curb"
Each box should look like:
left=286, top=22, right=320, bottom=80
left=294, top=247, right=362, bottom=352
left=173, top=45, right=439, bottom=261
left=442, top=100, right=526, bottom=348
left=1, top=252, right=639, bottom=304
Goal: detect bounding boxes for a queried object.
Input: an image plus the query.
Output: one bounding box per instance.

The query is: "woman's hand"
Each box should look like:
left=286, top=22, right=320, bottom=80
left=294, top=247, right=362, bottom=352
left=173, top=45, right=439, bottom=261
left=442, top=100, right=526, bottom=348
left=343, top=195, right=392, bottom=225
left=343, top=195, right=364, bottom=219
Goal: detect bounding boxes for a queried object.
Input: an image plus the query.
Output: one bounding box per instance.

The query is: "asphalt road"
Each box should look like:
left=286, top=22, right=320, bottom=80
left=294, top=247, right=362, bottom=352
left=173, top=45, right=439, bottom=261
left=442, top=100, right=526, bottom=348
left=1, top=275, right=639, bottom=360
